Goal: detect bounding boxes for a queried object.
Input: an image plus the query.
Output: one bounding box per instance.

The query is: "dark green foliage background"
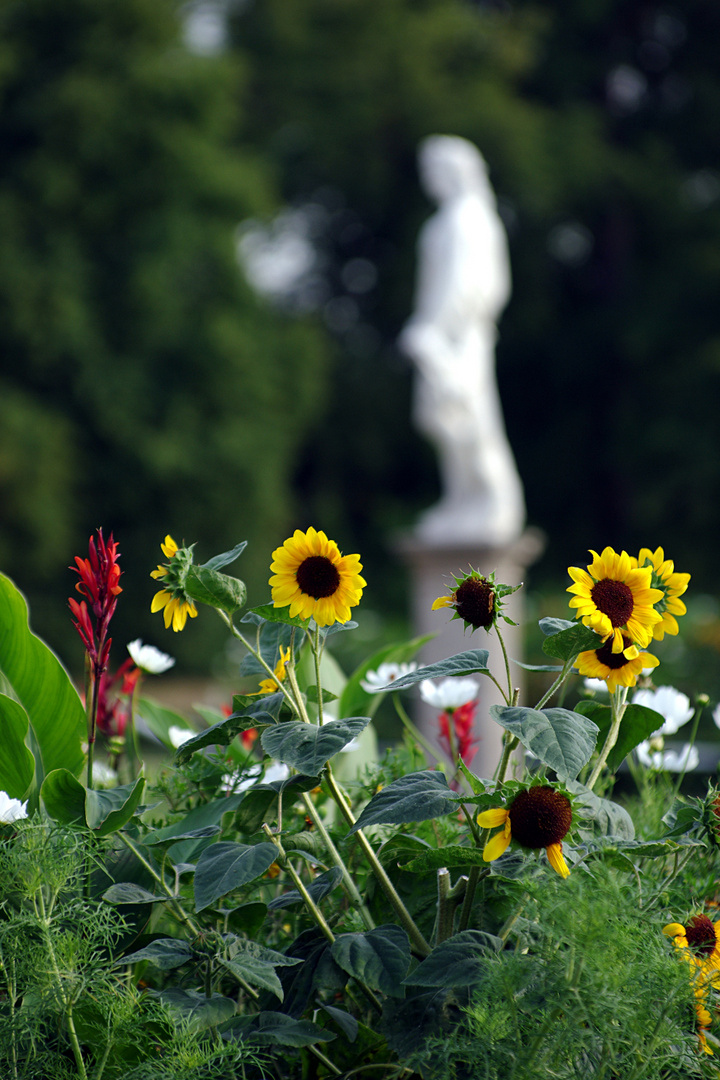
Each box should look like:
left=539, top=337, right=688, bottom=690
left=2, top=0, right=720, bottom=670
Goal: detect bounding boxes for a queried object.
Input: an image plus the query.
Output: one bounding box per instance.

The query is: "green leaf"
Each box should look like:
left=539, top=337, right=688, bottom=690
left=40, top=768, right=86, bottom=826
left=157, top=988, right=237, bottom=1031
left=118, top=938, right=194, bottom=970
left=401, top=845, right=490, bottom=873
left=102, top=883, right=165, bottom=905
left=538, top=617, right=575, bottom=636
left=0, top=694, right=34, bottom=798
left=490, top=705, right=598, bottom=782
left=85, top=776, right=146, bottom=836
left=0, top=574, right=86, bottom=784
left=567, top=781, right=635, bottom=840
left=232, top=774, right=320, bottom=834
left=403, top=930, right=502, bottom=987
left=201, top=542, right=248, bottom=571
left=268, top=866, right=343, bottom=911
left=219, top=939, right=302, bottom=1000
left=339, top=634, right=434, bottom=720
left=137, top=697, right=195, bottom=748
left=331, top=925, right=411, bottom=996
left=244, top=604, right=309, bottom=629
left=223, top=1011, right=335, bottom=1047
left=574, top=700, right=665, bottom=772
left=261, top=717, right=371, bottom=775
left=542, top=622, right=602, bottom=662
left=143, top=794, right=244, bottom=848
left=348, top=771, right=457, bottom=834
left=174, top=695, right=284, bottom=765
left=370, top=650, right=491, bottom=692
left=238, top=620, right=293, bottom=677
left=194, top=841, right=278, bottom=912
left=304, top=684, right=339, bottom=704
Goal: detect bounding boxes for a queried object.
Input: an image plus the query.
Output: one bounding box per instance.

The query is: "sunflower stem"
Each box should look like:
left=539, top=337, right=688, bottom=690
left=323, top=763, right=431, bottom=956
left=671, top=695, right=705, bottom=800
left=393, top=696, right=445, bottom=766
left=586, top=686, right=628, bottom=790
left=300, top=791, right=375, bottom=930
left=261, top=825, right=336, bottom=944
left=494, top=623, right=513, bottom=705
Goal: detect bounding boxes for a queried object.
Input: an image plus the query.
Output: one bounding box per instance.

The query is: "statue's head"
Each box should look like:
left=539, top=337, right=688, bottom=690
left=418, top=135, right=489, bottom=202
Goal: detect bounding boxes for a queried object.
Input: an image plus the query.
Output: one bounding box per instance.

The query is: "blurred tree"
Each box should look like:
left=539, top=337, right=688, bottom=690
left=0, top=0, right=329, bottom=669
left=229, top=0, right=720, bottom=602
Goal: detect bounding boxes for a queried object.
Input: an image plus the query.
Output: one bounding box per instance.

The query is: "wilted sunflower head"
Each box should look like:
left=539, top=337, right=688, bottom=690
left=432, top=568, right=520, bottom=633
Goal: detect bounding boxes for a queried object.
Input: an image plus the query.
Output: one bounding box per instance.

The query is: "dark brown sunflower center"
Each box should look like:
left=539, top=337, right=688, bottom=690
left=686, top=914, right=717, bottom=956
left=296, top=555, right=341, bottom=599
left=594, top=636, right=633, bottom=670
left=509, top=787, right=572, bottom=849
left=454, top=577, right=495, bottom=629
left=590, top=578, right=634, bottom=627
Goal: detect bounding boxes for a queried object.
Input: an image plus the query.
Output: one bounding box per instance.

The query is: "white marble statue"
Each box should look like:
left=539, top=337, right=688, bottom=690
left=399, top=135, right=525, bottom=547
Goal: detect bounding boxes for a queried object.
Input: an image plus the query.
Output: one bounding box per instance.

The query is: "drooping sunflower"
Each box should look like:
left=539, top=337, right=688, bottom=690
left=575, top=632, right=659, bottom=693
left=477, top=785, right=573, bottom=878
left=663, top=914, right=720, bottom=1054
left=632, top=546, right=690, bottom=641
left=567, top=546, right=663, bottom=654
left=251, top=646, right=291, bottom=696
left=150, top=535, right=198, bottom=632
left=269, top=528, right=365, bottom=627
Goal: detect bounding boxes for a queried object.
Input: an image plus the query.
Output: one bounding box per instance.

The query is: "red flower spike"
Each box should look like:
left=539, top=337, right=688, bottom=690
left=438, top=699, right=480, bottom=766
left=68, top=528, right=122, bottom=673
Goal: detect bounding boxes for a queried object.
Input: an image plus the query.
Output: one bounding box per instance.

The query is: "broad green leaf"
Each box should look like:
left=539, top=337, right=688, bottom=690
left=40, top=768, right=86, bottom=826
left=220, top=939, right=302, bottom=1000
left=158, top=988, right=236, bottom=1031
left=244, top=605, right=309, bottom=629
left=117, top=938, right=194, bottom=970
left=339, top=634, right=434, bottom=721
left=348, top=771, right=457, bottom=834
left=371, top=650, right=491, bottom=692
left=261, top=717, right=371, bottom=775
left=490, top=705, right=598, bottom=782
left=137, top=697, right=194, bottom=748
left=403, top=930, right=502, bottom=987
left=143, top=825, right=221, bottom=847
left=185, top=565, right=246, bottom=613
left=331, top=925, right=411, bottom=996
left=223, top=1011, right=335, bottom=1047
left=143, top=793, right=244, bottom=847
left=174, top=695, right=284, bottom=765
left=542, top=622, right=602, bottom=662
left=318, top=1003, right=359, bottom=1042
left=85, top=776, right=146, bottom=836
left=0, top=694, right=34, bottom=798
left=201, top=542, right=247, bottom=571
left=574, top=700, right=665, bottom=772
left=0, top=574, right=86, bottom=781
left=567, top=781, right=635, bottom=840
left=232, top=774, right=320, bottom=834
left=401, top=845, right=490, bottom=873
left=238, top=620, right=294, bottom=677
left=268, top=866, right=343, bottom=911
left=538, top=617, right=575, bottom=636
left=194, top=841, right=278, bottom=912
left=103, top=883, right=164, bottom=904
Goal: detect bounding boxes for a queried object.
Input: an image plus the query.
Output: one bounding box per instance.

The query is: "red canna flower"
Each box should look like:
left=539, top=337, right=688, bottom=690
left=438, top=699, right=480, bottom=766
left=69, top=528, right=122, bottom=672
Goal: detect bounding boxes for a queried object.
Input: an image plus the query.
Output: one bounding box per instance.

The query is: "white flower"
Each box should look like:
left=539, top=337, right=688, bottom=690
left=127, top=639, right=175, bottom=675
left=635, top=741, right=699, bottom=773
left=713, top=702, right=720, bottom=730
left=92, top=762, right=118, bottom=787
left=168, top=725, right=196, bottom=748
left=221, top=761, right=289, bottom=794
left=0, top=791, right=29, bottom=823
left=419, top=677, right=479, bottom=710
left=360, top=662, right=418, bottom=693
left=584, top=678, right=609, bottom=694
left=632, top=686, right=694, bottom=736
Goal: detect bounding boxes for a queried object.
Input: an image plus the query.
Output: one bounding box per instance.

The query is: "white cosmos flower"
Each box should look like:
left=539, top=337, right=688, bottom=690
left=360, top=662, right=418, bottom=693
left=419, top=677, right=479, bottom=710
left=127, top=639, right=175, bottom=675
left=584, top=678, right=609, bottom=694
left=632, top=686, right=694, bottom=736
left=92, top=762, right=118, bottom=787
left=635, top=741, right=699, bottom=773
left=0, top=791, right=29, bottom=823
left=712, top=702, right=720, bottom=730
left=169, top=725, right=196, bottom=748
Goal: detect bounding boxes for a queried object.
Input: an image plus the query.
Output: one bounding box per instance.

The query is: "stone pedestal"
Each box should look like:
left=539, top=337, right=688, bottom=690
left=396, top=528, right=544, bottom=780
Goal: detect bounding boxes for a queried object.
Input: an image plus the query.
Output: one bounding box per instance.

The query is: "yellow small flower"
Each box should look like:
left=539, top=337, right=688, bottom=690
left=150, top=534, right=198, bottom=632
left=478, top=786, right=573, bottom=878
left=251, top=646, right=291, bottom=695
left=633, top=546, right=690, bottom=641
left=664, top=914, right=720, bottom=1054
left=269, top=527, right=365, bottom=627
left=575, top=631, right=659, bottom=693
left=567, top=546, right=663, bottom=654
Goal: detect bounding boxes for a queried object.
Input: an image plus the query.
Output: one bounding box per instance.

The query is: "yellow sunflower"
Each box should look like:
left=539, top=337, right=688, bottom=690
left=251, top=646, right=291, bottom=696
left=150, top=534, right=198, bottom=632
left=664, top=914, right=720, bottom=1054
left=633, top=546, right=690, bottom=641
left=567, top=546, right=663, bottom=654
left=477, top=786, right=573, bottom=878
left=269, top=528, right=365, bottom=627
left=575, top=632, right=659, bottom=692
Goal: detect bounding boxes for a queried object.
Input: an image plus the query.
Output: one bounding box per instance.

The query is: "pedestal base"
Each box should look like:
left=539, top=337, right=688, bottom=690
left=395, top=527, right=544, bottom=780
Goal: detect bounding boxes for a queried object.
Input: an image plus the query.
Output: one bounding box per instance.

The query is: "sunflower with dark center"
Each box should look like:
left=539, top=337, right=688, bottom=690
left=575, top=631, right=659, bottom=692
left=478, top=785, right=573, bottom=878
left=567, top=546, right=663, bottom=655
left=632, top=546, right=691, bottom=641
left=433, top=568, right=518, bottom=632
left=664, top=914, right=720, bottom=1054
left=269, top=527, right=366, bottom=627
